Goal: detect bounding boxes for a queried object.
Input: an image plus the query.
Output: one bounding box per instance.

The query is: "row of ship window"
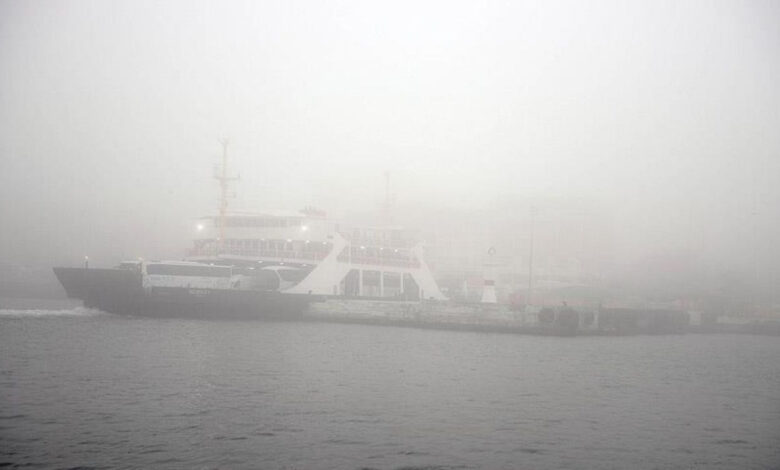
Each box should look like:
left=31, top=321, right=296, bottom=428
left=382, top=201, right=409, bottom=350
left=197, top=239, right=332, bottom=251
left=214, top=217, right=303, bottom=228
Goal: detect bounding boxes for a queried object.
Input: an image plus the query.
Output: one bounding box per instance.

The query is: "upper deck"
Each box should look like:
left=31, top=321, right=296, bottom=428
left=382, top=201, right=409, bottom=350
left=188, top=211, right=425, bottom=269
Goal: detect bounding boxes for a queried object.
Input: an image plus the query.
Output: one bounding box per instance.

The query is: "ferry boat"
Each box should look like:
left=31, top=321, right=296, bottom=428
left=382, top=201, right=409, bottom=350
left=52, top=142, right=447, bottom=320
left=53, top=206, right=450, bottom=319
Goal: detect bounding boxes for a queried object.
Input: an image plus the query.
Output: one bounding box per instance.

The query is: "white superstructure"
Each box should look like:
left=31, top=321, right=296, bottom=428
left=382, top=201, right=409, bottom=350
left=182, top=142, right=445, bottom=301
left=186, top=210, right=446, bottom=301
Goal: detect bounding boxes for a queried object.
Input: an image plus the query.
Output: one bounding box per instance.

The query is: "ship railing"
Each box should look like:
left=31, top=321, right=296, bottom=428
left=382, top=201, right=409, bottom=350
left=188, top=247, right=329, bottom=260
left=335, top=254, right=421, bottom=268
left=336, top=235, right=417, bottom=249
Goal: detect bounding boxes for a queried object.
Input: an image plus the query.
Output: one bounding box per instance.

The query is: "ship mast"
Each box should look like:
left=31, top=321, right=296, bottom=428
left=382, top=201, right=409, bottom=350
left=215, top=139, right=239, bottom=254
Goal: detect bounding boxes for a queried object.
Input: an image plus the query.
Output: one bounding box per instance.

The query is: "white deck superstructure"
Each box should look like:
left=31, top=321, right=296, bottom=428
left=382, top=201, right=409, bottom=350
left=186, top=211, right=446, bottom=300
left=183, top=142, right=445, bottom=301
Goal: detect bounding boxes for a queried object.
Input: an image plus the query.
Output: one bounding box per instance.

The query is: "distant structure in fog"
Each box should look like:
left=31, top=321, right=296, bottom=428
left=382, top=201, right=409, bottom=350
left=214, top=138, right=240, bottom=252
left=419, top=197, right=614, bottom=305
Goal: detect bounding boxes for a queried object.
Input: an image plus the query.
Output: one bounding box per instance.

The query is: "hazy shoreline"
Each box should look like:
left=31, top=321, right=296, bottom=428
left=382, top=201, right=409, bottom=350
left=3, top=295, right=778, bottom=337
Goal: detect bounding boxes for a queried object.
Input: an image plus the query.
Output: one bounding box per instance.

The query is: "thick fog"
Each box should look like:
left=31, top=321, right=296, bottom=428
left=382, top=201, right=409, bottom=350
left=1, top=0, right=779, bottom=299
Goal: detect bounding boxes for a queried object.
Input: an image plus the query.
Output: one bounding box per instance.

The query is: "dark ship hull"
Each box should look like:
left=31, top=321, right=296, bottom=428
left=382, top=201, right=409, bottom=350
left=53, top=267, right=315, bottom=320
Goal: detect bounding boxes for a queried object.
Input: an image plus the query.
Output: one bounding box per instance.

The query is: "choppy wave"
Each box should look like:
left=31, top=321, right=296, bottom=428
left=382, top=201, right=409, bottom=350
left=0, top=307, right=104, bottom=317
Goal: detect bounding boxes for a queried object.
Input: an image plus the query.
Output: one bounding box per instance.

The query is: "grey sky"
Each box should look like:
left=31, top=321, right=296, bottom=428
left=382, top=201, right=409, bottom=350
left=1, top=0, right=778, bottom=269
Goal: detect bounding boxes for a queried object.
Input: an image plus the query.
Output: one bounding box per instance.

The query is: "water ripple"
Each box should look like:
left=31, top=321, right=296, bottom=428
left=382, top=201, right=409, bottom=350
left=1, top=316, right=779, bottom=469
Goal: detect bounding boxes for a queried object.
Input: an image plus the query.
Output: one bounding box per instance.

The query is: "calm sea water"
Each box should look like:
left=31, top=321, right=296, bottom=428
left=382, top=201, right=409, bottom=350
left=1, top=307, right=779, bottom=470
